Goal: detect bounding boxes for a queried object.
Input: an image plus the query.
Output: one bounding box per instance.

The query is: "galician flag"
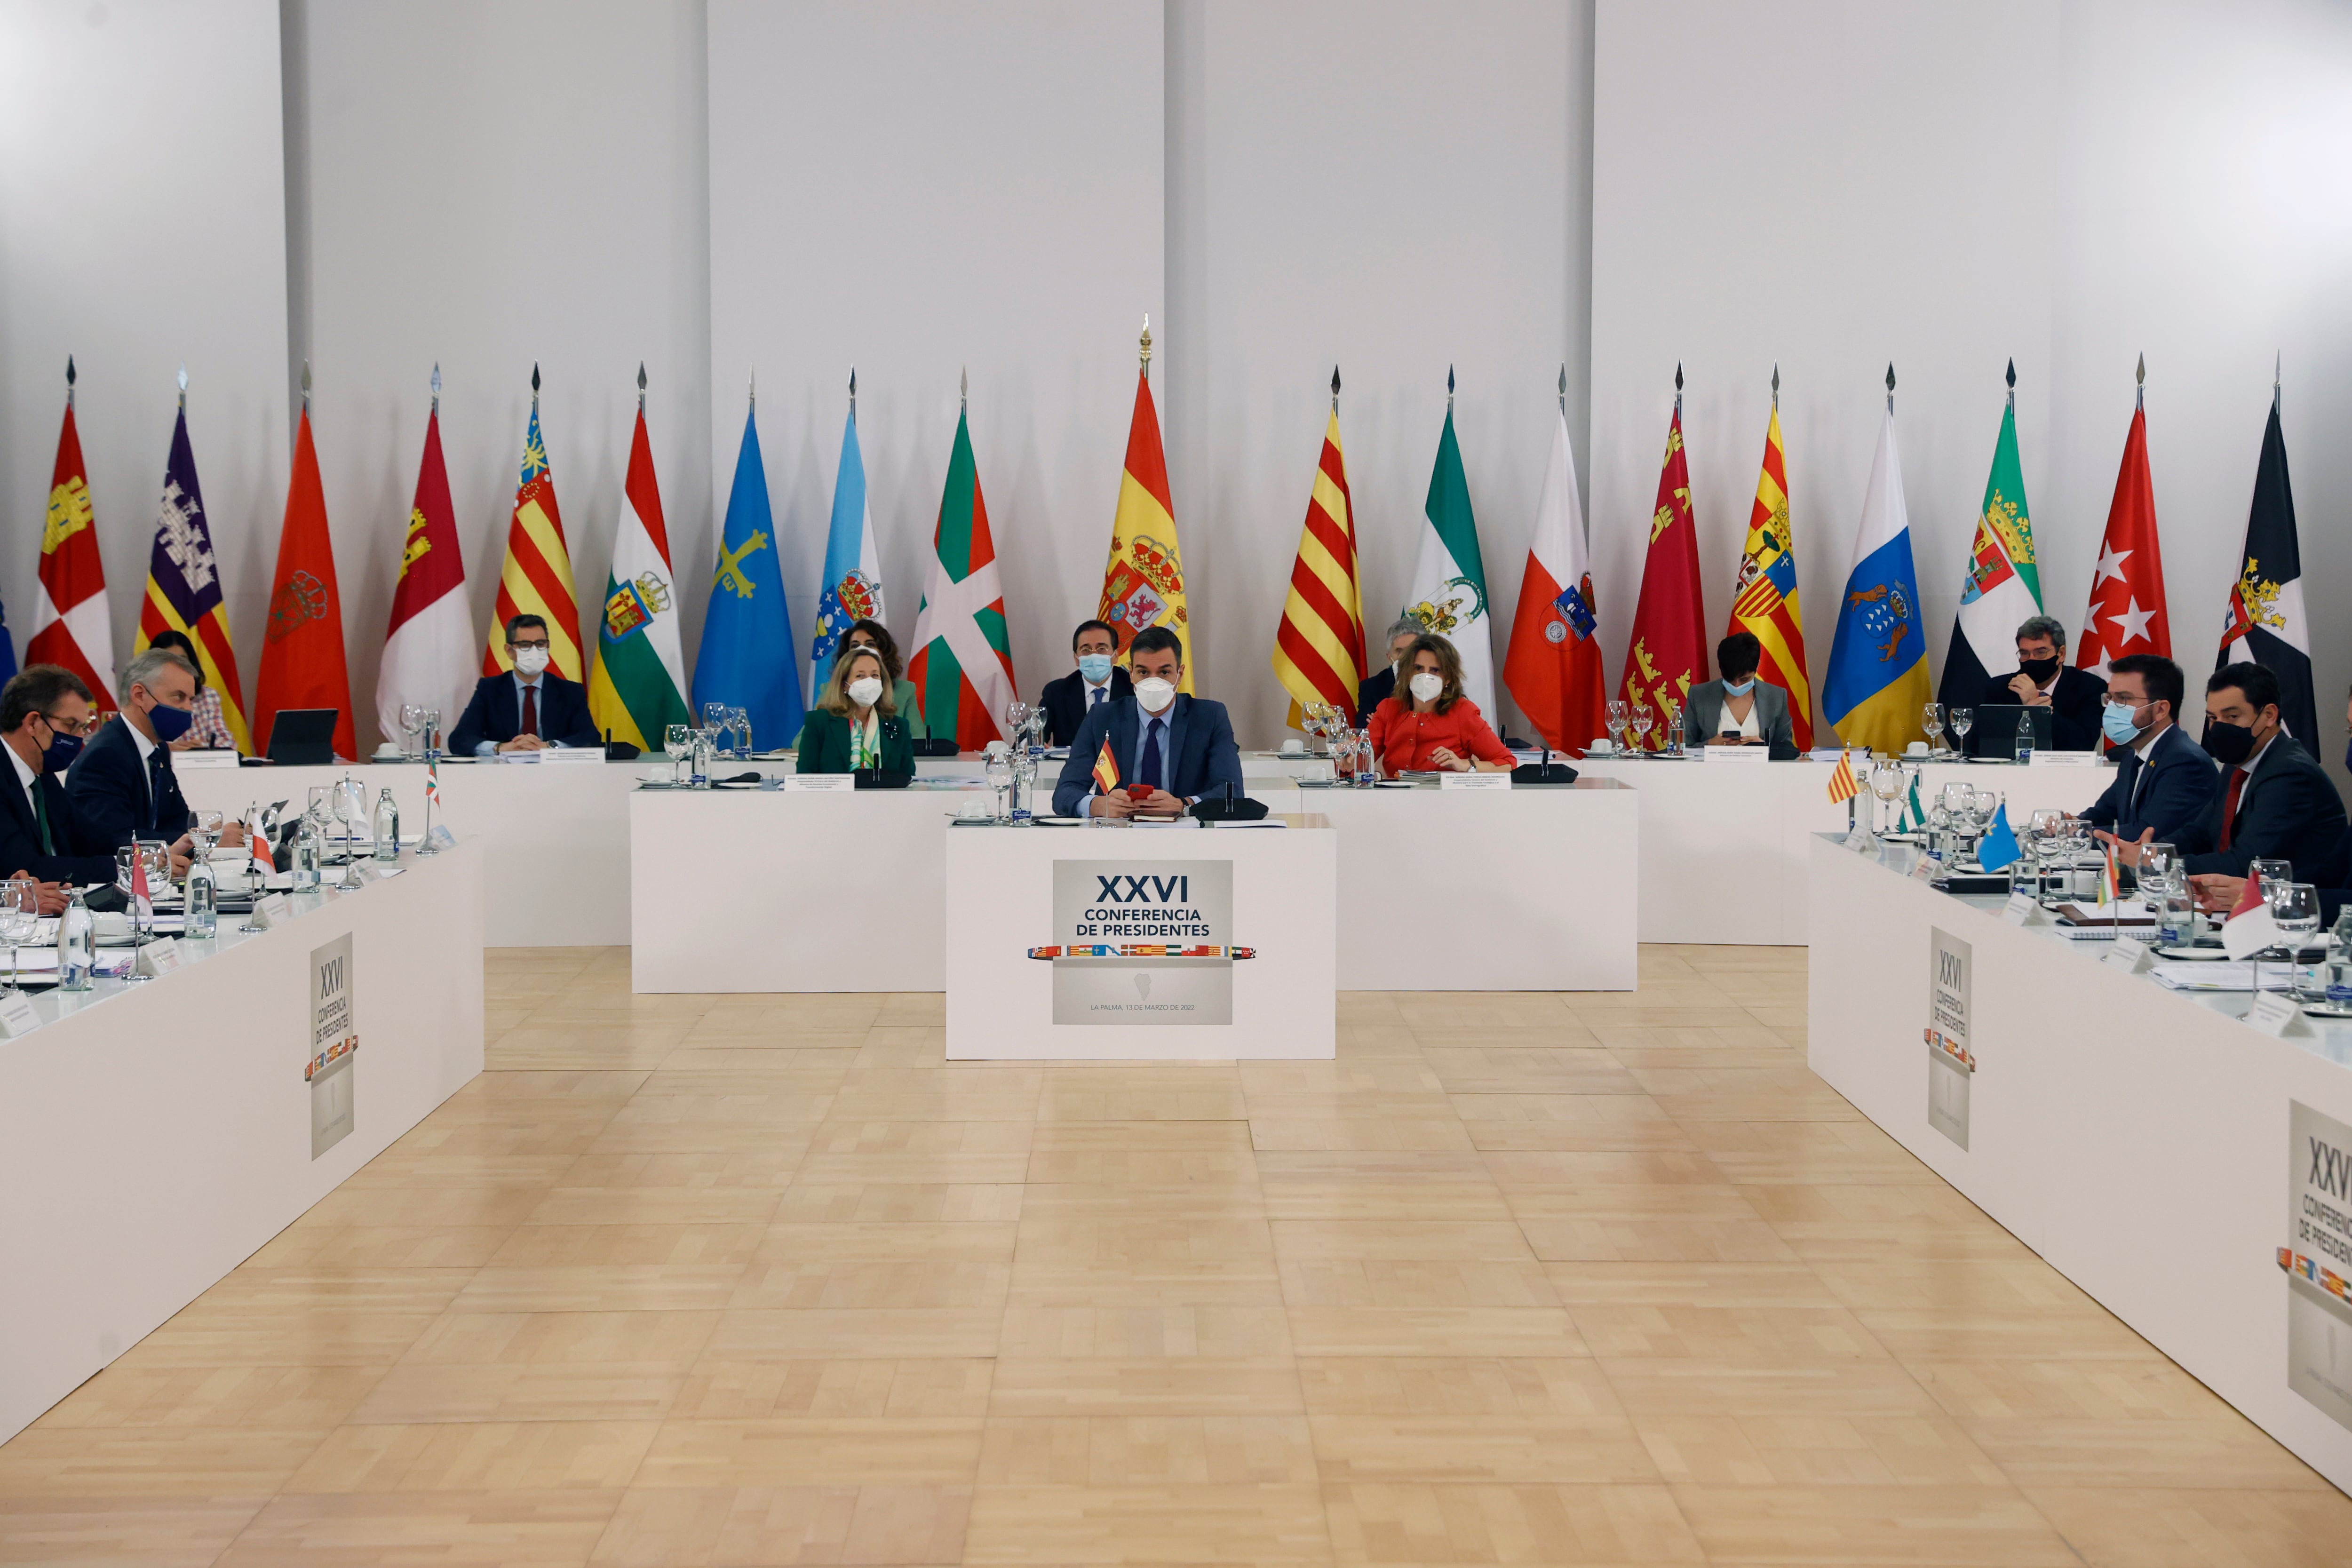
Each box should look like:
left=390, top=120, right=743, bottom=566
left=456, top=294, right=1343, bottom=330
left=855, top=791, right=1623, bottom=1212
left=376, top=371, right=474, bottom=746
left=587, top=372, right=691, bottom=751
left=908, top=393, right=1017, bottom=748
left=137, top=377, right=252, bottom=751
left=1937, top=361, right=2042, bottom=710
left=691, top=395, right=802, bottom=748
left=1824, top=373, right=1930, bottom=753
left=1097, top=323, right=1190, bottom=689
left=1403, top=370, right=1495, bottom=716
left=809, top=372, right=884, bottom=695
left=485, top=367, right=583, bottom=682
left=1502, top=382, right=1605, bottom=754
left=29, top=362, right=114, bottom=708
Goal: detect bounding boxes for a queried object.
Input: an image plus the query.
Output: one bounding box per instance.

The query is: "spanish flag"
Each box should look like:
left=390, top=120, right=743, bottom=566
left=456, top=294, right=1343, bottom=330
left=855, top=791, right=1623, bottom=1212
left=1096, top=321, right=1190, bottom=689
left=1093, top=736, right=1120, bottom=795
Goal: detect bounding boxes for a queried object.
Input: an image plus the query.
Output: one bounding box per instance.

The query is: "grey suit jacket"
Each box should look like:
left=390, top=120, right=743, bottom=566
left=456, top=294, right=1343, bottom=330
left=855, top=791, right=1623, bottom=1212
left=1683, top=679, right=1796, bottom=755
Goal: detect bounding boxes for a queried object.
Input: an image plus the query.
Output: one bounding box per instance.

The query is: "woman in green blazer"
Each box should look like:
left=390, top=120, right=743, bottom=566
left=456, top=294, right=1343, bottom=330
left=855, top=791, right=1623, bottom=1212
left=796, top=646, right=916, bottom=774
left=842, top=619, right=925, bottom=740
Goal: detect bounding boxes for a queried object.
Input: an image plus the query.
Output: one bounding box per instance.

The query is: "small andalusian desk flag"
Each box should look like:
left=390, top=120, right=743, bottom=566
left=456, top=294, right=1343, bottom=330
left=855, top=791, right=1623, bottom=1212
left=810, top=371, right=884, bottom=697
left=137, top=370, right=252, bottom=750
left=485, top=366, right=583, bottom=681
left=29, top=359, right=113, bottom=707
left=1937, top=361, right=2042, bottom=711
left=254, top=373, right=355, bottom=759
left=2215, top=372, right=2315, bottom=747
left=1405, top=369, right=1496, bottom=716
left=1824, top=370, right=1930, bottom=753
left=2076, top=359, right=2170, bottom=681
left=1620, top=369, right=1707, bottom=750
left=1726, top=375, right=1812, bottom=748
left=588, top=367, right=691, bottom=751
left=691, top=389, right=802, bottom=746
left=908, top=376, right=1017, bottom=748
left=1272, top=370, right=1366, bottom=726
left=1097, top=319, right=1190, bottom=688
left=377, top=367, right=474, bottom=746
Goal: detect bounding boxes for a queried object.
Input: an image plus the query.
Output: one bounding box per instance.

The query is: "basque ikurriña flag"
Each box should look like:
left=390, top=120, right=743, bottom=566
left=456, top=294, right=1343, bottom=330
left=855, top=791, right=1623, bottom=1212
left=908, top=401, right=1017, bottom=748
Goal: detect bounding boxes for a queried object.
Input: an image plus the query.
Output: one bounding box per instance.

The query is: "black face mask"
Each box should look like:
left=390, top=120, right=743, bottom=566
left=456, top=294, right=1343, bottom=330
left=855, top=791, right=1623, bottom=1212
left=2018, top=656, right=2061, bottom=685
left=2207, top=720, right=2256, bottom=766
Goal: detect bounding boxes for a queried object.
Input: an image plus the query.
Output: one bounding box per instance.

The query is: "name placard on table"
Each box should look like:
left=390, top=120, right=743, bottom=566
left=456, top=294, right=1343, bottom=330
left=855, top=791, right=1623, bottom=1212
left=1438, top=772, right=1511, bottom=792
left=2029, top=751, right=2102, bottom=768
left=783, top=774, right=856, bottom=793
left=1700, top=744, right=1771, bottom=763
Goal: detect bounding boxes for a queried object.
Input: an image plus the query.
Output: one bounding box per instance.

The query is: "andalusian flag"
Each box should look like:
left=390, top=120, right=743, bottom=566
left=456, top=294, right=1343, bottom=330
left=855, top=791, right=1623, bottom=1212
left=1272, top=375, right=1365, bottom=727
left=1404, top=372, right=1496, bottom=716
left=1937, top=363, right=2042, bottom=710
left=907, top=398, right=1017, bottom=748
left=587, top=378, right=690, bottom=750
left=136, top=383, right=252, bottom=749
left=1097, top=326, right=1190, bottom=689
left=1726, top=397, right=1813, bottom=748
left=485, top=368, right=583, bottom=681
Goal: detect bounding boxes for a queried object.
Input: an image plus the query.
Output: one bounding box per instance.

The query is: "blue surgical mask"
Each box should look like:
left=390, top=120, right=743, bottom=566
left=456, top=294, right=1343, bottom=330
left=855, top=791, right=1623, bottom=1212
left=1076, top=653, right=1114, bottom=684
left=147, top=700, right=194, bottom=744
left=39, top=726, right=81, bottom=775
left=1722, top=678, right=1756, bottom=697
left=2102, top=701, right=2147, bottom=747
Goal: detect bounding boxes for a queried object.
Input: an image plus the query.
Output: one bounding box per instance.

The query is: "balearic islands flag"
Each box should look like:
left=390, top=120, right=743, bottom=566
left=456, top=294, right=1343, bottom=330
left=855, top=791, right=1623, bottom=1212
left=1937, top=363, right=2042, bottom=710
left=1619, top=380, right=1707, bottom=749
left=1502, top=386, right=1605, bottom=754
left=1823, top=377, right=1930, bottom=753
left=254, top=397, right=354, bottom=758
left=908, top=395, right=1017, bottom=748
left=1726, top=391, right=1812, bottom=748
left=1271, top=374, right=1366, bottom=727
left=2076, top=367, right=2170, bottom=682
left=587, top=374, right=691, bottom=751
left=691, top=396, right=803, bottom=747
left=809, top=375, right=884, bottom=697
left=1404, top=373, right=1496, bottom=716
left=485, top=368, right=583, bottom=681
left=2215, top=380, right=2314, bottom=745
left=376, top=375, right=474, bottom=746
left=137, top=383, right=251, bottom=750
left=29, top=366, right=114, bottom=707
left=1097, top=328, right=1190, bottom=689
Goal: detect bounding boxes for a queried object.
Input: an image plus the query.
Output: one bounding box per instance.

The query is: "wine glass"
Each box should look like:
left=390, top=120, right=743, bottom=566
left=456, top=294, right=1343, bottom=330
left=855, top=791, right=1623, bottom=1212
left=702, top=702, right=731, bottom=757
left=2274, top=882, right=2321, bottom=952
left=663, top=723, right=693, bottom=785
left=399, top=703, right=427, bottom=759
left=983, top=741, right=1012, bottom=820
left=1605, top=699, right=1629, bottom=750
left=1628, top=707, right=1654, bottom=755
left=1869, top=761, right=1907, bottom=839
left=1004, top=701, right=1033, bottom=755
left=1922, top=703, right=1946, bottom=757
left=1947, top=706, right=1974, bottom=756
left=0, top=877, right=36, bottom=994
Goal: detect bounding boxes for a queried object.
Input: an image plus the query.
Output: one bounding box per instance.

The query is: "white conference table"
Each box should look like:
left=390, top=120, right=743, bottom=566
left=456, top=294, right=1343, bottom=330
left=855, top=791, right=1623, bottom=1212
left=0, top=836, right=485, bottom=1445
left=1808, top=833, right=2352, bottom=1494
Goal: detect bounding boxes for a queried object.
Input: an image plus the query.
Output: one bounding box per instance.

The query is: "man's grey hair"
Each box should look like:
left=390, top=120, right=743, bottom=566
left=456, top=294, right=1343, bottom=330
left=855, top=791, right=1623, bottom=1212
left=1385, top=617, right=1422, bottom=647
left=120, top=646, right=197, bottom=703
left=2015, top=615, right=2067, bottom=649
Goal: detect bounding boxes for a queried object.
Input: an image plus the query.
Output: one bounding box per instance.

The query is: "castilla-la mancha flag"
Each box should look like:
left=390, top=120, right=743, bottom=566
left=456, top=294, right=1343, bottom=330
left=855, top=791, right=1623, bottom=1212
left=29, top=389, right=116, bottom=708
left=376, top=398, right=474, bottom=747
left=254, top=406, right=354, bottom=758
left=1097, top=347, right=1191, bottom=690
left=1619, top=393, right=1707, bottom=749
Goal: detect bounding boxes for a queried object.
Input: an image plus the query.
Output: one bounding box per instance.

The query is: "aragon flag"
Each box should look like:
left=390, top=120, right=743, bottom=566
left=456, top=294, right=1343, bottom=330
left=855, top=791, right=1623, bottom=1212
left=137, top=383, right=252, bottom=751
left=485, top=367, right=583, bottom=681
left=2215, top=380, right=2314, bottom=746
left=254, top=397, right=354, bottom=759
left=1619, top=375, right=1707, bottom=749
left=1725, top=391, right=1812, bottom=748
left=908, top=392, right=1017, bottom=748
left=29, top=366, right=114, bottom=707
left=587, top=374, right=691, bottom=751
left=1097, top=325, right=1190, bottom=689
left=1271, top=373, right=1365, bottom=727
left=1937, top=362, right=2042, bottom=711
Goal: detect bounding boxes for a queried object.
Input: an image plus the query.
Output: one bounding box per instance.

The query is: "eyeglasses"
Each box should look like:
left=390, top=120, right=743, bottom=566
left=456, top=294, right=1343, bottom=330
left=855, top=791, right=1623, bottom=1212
left=38, top=711, right=92, bottom=736
left=507, top=639, right=550, bottom=652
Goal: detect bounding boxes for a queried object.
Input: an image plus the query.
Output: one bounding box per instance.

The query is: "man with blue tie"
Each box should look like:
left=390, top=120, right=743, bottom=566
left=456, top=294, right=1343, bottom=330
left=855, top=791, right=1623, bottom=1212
left=1052, top=626, right=1245, bottom=818
left=1038, top=620, right=1133, bottom=747
left=448, top=614, right=602, bottom=755
left=67, top=647, right=230, bottom=875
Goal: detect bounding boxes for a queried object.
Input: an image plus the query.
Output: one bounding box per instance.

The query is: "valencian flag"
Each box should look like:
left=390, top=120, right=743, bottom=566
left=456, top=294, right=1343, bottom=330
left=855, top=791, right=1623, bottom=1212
left=1404, top=370, right=1496, bottom=716
left=136, top=378, right=252, bottom=751
left=1502, top=380, right=1605, bottom=753
left=1937, top=362, right=2042, bottom=710
left=485, top=366, right=583, bottom=681
left=1619, top=373, right=1706, bottom=749
left=1824, top=372, right=1930, bottom=753
left=2076, top=362, right=2170, bottom=681
left=2215, top=378, right=2315, bottom=746
left=692, top=393, right=803, bottom=746
left=376, top=370, right=474, bottom=746
left=809, top=373, right=884, bottom=697
left=254, top=392, right=354, bottom=758
left=587, top=371, right=691, bottom=751
left=1726, top=387, right=1812, bottom=748
left=908, top=386, right=1017, bottom=748
left=1097, top=322, right=1191, bottom=690
left=29, top=362, right=113, bottom=707
left=1272, top=371, right=1365, bottom=726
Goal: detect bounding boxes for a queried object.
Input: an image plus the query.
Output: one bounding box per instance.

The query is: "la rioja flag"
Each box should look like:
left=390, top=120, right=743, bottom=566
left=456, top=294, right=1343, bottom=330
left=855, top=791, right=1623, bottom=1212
left=2215, top=378, right=2315, bottom=747
left=586, top=371, right=691, bottom=751
left=1503, top=383, right=1604, bottom=753
left=2076, top=363, right=2170, bottom=682
left=376, top=371, right=475, bottom=746
left=254, top=395, right=355, bottom=758
left=908, top=391, right=1017, bottom=748
left=29, top=361, right=114, bottom=707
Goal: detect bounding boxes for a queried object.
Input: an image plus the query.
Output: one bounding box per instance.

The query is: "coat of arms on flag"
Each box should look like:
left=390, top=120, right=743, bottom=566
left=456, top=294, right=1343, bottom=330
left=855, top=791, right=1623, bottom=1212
left=602, top=571, right=673, bottom=642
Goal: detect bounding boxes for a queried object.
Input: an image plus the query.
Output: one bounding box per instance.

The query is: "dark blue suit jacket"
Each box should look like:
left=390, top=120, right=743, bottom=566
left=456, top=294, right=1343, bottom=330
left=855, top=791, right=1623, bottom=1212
left=1039, top=666, right=1132, bottom=748
left=2081, top=724, right=2220, bottom=846
left=0, top=758, right=115, bottom=883
left=67, top=716, right=193, bottom=852
left=1052, top=694, right=1246, bottom=815
left=2176, top=734, right=2347, bottom=877
left=448, top=671, right=603, bottom=753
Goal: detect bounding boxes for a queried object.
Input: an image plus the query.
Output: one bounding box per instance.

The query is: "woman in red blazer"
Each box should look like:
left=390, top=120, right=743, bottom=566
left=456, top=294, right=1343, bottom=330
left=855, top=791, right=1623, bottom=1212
left=1367, top=634, right=1515, bottom=776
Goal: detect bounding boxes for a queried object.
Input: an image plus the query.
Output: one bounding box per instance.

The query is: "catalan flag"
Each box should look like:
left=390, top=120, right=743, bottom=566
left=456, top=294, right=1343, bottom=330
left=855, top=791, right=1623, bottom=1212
left=484, top=367, right=583, bottom=682
left=1727, top=398, right=1813, bottom=748
left=1826, top=748, right=1858, bottom=805
left=1097, top=323, right=1190, bottom=689
left=1093, top=736, right=1120, bottom=795
left=1272, top=374, right=1366, bottom=727
left=135, top=387, right=252, bottom=750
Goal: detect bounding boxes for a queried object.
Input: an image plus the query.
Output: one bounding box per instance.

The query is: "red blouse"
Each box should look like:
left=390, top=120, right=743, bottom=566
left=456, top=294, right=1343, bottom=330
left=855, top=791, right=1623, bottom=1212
left=1367, top=696, right=1514, bottom=776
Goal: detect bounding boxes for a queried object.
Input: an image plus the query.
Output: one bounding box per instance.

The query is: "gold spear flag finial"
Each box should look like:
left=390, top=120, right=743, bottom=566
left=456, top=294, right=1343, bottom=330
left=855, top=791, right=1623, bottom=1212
left=1139, top=313, right=1152, bottom=373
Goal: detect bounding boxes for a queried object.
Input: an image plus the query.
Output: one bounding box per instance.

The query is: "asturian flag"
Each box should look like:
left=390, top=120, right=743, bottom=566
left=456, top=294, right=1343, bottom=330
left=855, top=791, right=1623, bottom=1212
left=484, top=369, right=584, bottom=681
left=1823, top=379, right=1930, bottom=754
left=1937, top=363, right=2042, bottom=710
left=1726, top=395, right=1812, bottom=748
left=2216, top=381, right=2315, bottom=746
left=1404, top=371, right=1496, bottom=716
left=809, top=376, right=884, bottom=696
left=691, top=396, right=803, bottom=747
left=1502, top=391, right=1604, bottom=754
left=1097, top=328, right=1190, bottom=690
left=2076, top=374, right=2171, bottom=681
left=587, top=377, right=691, bottom=752
left=29, top=369, right=111, bottom=706
left=137, top=388, right=252, bottom=750
left=908, top=398, right=1017, bottom=748
left=376, top=379, right=475, bottom=747
left=1271, top=375, right=1366, bottom=727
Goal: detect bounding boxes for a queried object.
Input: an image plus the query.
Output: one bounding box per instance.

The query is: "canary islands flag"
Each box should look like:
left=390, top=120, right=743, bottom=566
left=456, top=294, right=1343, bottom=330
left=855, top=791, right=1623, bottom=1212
left=1824, top=399, right=1930, bottom=753
left=691, top=398, right=803, bottom=746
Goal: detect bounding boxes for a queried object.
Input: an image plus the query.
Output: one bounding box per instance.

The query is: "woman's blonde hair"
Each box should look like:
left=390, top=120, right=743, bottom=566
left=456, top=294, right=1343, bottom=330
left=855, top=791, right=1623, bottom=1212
left=817, top=645, right=897, bottom=718
left=1403, top=633, right=1466, bottom=714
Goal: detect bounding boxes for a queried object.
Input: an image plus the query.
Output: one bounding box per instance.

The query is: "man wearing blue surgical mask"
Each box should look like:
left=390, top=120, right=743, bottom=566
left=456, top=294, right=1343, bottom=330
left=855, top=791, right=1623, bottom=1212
left=0, top=665, right=118, bottom=902
left=1038, top=619, right=1132, bottom=748
left=67, top=646, right=239, bottom=873
left=2079, top=653, right=2217, bottom=847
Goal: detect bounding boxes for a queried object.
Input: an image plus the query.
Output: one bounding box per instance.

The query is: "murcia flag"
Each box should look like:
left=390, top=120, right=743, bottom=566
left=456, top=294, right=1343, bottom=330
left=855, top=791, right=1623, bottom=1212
left=1502, top=386, right=1604, bottom=753
left=2215, top=382, right=2314, bottom=746
left=1404, top=371, right=1496, bottom=716
left=2076, top=372, right=2170, bottom=681
left=1619, top=378, right=1707, bottom=749
left=1097, top=328, right=1190, bottom=690
left=1726, top=393, right=1812, bottom=748
left=809, top=376, right=884, bottom=696
left=136, top=386, right=251, bottom=750
left=254, top=399, right=355, bottom=758
left=29, top=368, right=114, bottom=707
left=1823, top=375, right=1930, bottom=754
left=1937, top=363, right=2042, bottom=710
left=1271, top=374, right=1366, bottom=727
left=485, top=368, right=583, bottom=681
left=376, top=375, right=474, bottom=746
left=587, top=375, right=691, bottom=751
left=908, top=395, right=1017, bottom=748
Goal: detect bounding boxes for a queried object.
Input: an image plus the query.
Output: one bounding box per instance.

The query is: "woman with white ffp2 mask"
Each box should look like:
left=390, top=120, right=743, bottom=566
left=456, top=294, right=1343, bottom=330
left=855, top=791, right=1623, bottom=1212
left=1364, top=632, right=1515, bottom=777
left=795, top=646, right=913, bottom=777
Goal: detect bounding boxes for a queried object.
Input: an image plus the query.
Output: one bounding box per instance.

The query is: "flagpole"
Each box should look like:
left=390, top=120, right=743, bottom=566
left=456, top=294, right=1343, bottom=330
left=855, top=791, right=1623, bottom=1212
left=1331, top=365, right=1340, bottom=412
left=430, top=362, right=440, bottom=416
left=848, top=366, right=855, bottom=426
left=1886, top=361, right=1895, bottom=417
left=1140, top=314, right=1152, bottom=379
left=301, top=360, right=310, bottom=416
left=2006, top=357, right=2015, bottom=411
left=637, top=362, right=646, bottom=414
left=65, top=355, right=75, bottom=411
left=1771, top=362, right=1779, bottom=412
left=177, top=364, right=187, bottom=413
left=2136, top=352, right=2144, bottom=412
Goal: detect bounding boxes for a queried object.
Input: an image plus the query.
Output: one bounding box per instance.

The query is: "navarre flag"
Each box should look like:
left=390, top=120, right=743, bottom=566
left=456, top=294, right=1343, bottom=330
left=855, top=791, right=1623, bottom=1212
left=2223, top=863, right=2281, bottom=961
left=136, top=397, right=251, bottom=750
left=376, top=388, right=474, bottom=746
left=1619, top=390, right=1706, bottom=750
left=1826, top=748, right=1858, bottom=804
left=484, top=372, right=583, bottom=681
left=254, top=405, right=354, bottom=759
left=809, top=385, right=885, bottom=697
left=29, top=380, right=106, bottom=703
left=2076, top=382, right=2170, bottom=681
left=1502, top=393, right=1605, bottom=754
left=1404, top=376, right=1496, bottom=716
left=1093, top=736, right=1120, bottom=794
left=1271, top=382, right=1366, bottom=727
left=1726, top=399, right=1812, bottom=747
left=908, top=402, right=1017, bottom=748
left=692, top=397, right=803, bottom=746
left=1097, top=346, right=1190, bottom=690
left=1823, top=385, right=1930, bottom=753
left=2215, top=383, right=2314, bottom=746
left=587, top=387, right=691, bottom=751
left=1938, top=366, right=2042, bottom=710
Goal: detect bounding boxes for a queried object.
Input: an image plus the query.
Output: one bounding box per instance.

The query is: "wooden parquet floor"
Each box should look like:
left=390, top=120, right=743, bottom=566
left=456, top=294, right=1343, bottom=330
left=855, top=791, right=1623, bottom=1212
left=6, top=943, right=2347, bottom=1565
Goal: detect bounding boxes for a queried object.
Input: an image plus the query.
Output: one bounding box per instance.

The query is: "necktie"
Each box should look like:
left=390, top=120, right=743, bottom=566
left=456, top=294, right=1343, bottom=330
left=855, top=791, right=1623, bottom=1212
left=521, top=683, right=540, bottom=739
left=1140, top=716, right=1164, bottom=790
left=145, top=749, right=166, bottom=833
left=2219, top=767, right=2249, bottom=852
left=31, top=777, right=52, bottom=855
left=1090, top=686, right=1104, bottom=709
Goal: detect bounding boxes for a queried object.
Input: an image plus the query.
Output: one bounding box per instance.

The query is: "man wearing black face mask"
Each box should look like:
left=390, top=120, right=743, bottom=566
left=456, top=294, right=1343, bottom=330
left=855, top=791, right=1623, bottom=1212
left=1979, top=615, right=2106, bottom=750
left=0, top=665, right=115, bottom=904
left=67, top=647, right=235, bottom=875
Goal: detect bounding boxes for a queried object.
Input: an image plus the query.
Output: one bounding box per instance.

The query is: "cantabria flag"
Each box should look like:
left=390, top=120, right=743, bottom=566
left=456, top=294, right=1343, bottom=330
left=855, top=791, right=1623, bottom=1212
left=587, top=388, right=690, bottom=750
left=1404, top=375, right=1496, bottom=716
left=1937, top=366, right=2042, bottom=709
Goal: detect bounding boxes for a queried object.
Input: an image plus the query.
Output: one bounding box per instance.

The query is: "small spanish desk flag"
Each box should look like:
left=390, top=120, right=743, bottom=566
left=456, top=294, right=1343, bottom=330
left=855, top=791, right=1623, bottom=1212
left=1093, top=736, right=1120, bottom=795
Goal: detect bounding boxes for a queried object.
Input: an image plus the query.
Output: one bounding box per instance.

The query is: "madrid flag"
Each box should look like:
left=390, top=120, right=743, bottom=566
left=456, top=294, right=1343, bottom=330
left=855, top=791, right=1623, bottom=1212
left=2075, top=391, right=2170, bottom=682
left=1097, top=350, right=1191, bottom=690
left=1502, top=400, right=1605, bottom=753
left=908, top=403, right=1017, bottom=747
left=376, top=397, right=474, bottom=746
left=1619, top=395, right=1707, bottom=748
left=586, top=391, right=691, bottom=751
left=254, top=406, right=354, bottom=758
left=485, top=372, right=583, bottom=681
left=29, top=384, right=115, bottom=708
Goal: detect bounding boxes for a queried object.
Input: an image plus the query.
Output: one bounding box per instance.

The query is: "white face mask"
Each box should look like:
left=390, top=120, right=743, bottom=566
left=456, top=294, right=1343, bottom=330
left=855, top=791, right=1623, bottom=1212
left=1133, top=676, right=1177, bottom=713
left=512, top=645, right=551, bottom=677
left=1409, top=672, right=1445, bottom=703
left=846, top=677, right=884, bottom=708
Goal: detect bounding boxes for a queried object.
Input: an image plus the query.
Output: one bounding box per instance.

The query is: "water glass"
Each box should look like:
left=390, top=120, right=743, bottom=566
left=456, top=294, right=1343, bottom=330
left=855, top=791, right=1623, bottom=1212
left=1947, top=707, right=1974, bottom=755
left=664, top=724, right=693, bottom=785
left=983, top=742, right=1012, bottom=820
left=1923, top=703, right=1946, bottom=756
left=1629, top=708, right=1654, bottom=754
left=400, top=703, right=428, bottom=759
left=0, top=877, right=36, bottom=992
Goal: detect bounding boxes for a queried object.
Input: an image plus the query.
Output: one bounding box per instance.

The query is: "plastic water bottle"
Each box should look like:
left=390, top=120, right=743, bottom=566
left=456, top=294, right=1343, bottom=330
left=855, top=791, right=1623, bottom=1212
left=2013, top=713, right=2034, bottom=765
left=185, top=852, right=218, bottom=939
left=690, top=732, right=710, bottom=788
left=293, top=819, right=323, bottom=891
left=2328, top=908, right=2352, bottom=1007
left=57, top=887, right=93, bottom=991
left=373, top=788, right=401, bottom=862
